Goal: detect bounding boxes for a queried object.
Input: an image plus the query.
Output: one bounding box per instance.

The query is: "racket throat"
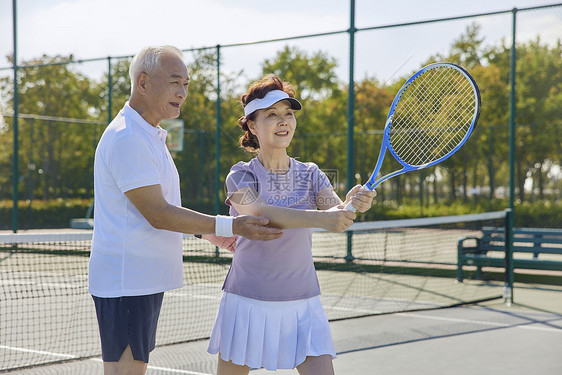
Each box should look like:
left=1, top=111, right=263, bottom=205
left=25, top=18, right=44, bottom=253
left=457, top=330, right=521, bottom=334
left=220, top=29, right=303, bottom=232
left=367, top=169, right=407, bottom=190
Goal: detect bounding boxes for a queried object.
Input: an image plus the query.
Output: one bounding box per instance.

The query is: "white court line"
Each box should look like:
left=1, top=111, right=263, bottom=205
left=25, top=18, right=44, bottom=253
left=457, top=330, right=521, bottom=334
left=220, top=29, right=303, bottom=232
left=325, top=306, right=383, bottom=314
left=405, top=313, right=562, bottom=333
left=144, top=363, right=211, bottom=375
left=0, top=346, right=212, bottom=375
left=324, top=302, right=562, bottom=334
left=0, top=344, right=77, bottom=359
left=166, top=292, right=220, bottom=301
left=3, top=311, right=558, bottom=374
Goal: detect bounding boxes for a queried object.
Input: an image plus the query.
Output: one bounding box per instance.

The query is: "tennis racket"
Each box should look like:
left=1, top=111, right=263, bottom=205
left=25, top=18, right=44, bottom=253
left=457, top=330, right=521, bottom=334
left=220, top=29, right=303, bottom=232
left=345, top=62, right=481, bottom=211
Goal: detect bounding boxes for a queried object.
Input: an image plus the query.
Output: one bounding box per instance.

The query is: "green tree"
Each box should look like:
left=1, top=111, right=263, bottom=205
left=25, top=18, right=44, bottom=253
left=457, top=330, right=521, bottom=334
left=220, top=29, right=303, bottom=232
left=262, top=46, right=339, bottom=101
left=0, top=55, right=103, bottom=201
left=448, top=22, right=484, bottom=69
left=485, top=38, right=562, bottom=202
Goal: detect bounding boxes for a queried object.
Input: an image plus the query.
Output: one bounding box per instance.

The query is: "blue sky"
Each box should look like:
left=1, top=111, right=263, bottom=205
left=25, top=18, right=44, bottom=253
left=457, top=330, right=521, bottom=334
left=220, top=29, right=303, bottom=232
left=0, top=0, right=560, bottom=82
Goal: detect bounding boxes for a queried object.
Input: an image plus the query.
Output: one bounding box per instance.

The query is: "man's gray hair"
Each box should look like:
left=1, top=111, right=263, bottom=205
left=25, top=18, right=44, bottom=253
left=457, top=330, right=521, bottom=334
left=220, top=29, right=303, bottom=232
left=129, top=45, right=185, bottom=92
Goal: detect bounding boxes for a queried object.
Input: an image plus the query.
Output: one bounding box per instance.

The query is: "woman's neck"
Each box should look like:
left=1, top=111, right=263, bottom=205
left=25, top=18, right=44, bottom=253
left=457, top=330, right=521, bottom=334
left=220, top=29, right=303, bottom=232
left=257, top=150, right=290, bottom=173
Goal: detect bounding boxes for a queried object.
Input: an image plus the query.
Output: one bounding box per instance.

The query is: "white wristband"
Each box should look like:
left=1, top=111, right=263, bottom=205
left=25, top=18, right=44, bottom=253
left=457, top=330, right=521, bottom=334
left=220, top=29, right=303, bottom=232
left=215, top=215, right=234, bottom=237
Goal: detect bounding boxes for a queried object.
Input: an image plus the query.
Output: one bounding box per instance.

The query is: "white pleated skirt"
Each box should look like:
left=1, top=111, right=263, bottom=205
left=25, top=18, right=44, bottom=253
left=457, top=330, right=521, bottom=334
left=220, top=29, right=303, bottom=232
left=207, top=292, right=336, bottom=371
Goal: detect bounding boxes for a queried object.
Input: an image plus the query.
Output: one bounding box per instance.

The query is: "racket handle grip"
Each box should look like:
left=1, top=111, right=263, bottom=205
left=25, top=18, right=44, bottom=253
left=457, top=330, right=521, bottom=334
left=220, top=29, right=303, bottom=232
left=344, top=201, right=357, bottom=212
left=344, top=184, right=373, bottom=212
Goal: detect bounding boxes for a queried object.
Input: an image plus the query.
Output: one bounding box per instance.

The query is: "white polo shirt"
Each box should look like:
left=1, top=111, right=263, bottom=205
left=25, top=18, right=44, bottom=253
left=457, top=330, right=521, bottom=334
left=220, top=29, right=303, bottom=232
left=89, top=102, right=183, bottom=298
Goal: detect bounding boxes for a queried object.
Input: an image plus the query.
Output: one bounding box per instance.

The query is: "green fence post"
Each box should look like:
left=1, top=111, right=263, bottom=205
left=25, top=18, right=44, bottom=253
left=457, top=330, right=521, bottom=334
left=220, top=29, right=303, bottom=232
left=11, top=0, right=19, bottom=233
left=26, top=118, right=34, bottom=228
left=504, top=9, right=517, bottom=306
left=215, top=45, right=221, bottom=257
left=508, top=8, right=517, bottom=215
left=345, top=0, right=356, bottom=263
left=198, top=131, right=205, bottom=201
left=488, top=127, right=494, bottom=204
left=215, top=45, right=221, bottom=217
left=107, top=56, right=112, bottom=125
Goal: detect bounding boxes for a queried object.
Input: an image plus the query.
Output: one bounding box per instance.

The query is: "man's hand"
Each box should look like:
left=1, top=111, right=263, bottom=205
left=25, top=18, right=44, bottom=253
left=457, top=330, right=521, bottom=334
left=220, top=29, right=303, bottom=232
left=232, top=216, right=283, bottom=241
left=201, top=234, right=236, bottom=252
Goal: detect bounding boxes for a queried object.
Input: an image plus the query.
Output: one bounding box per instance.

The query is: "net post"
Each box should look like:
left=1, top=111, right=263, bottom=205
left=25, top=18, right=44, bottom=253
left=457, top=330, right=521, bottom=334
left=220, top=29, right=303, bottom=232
left=456, top=239, right=464, bottom=283
left=503, top=208, right=514, bottom=306
left=344, top=232, right=354, bottom=263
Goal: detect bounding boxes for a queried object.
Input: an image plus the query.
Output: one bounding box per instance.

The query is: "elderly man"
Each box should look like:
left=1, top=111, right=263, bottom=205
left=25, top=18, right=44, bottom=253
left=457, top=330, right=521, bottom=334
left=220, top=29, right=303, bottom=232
left=89, top=45, right=282, bottom=375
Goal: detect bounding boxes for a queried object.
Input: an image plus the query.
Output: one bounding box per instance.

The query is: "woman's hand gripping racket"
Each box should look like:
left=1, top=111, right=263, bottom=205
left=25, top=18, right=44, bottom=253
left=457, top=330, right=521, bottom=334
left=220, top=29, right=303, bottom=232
left=345, top=62, right=481, bottom=211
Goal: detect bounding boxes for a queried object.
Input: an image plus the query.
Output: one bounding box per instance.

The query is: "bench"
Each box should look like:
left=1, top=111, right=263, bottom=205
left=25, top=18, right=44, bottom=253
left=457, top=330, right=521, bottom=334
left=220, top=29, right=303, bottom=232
left=457, top=227, right=562, bottom=282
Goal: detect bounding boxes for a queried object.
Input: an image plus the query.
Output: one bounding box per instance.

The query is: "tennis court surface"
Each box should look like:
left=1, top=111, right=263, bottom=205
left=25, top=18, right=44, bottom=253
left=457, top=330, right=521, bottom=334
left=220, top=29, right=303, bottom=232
left=2, top=212, right=561, bottom=374
left=4, top=290, right=561, bottom=375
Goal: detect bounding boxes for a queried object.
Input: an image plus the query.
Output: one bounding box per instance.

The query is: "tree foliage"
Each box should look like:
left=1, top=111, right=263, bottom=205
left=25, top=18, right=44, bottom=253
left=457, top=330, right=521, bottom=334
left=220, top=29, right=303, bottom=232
left=0, top=24, right=560, bottom=224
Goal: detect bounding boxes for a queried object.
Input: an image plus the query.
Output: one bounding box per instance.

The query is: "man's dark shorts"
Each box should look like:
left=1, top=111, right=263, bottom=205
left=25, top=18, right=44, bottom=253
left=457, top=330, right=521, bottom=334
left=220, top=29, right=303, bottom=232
left=92, top=292, right=164, bottom=363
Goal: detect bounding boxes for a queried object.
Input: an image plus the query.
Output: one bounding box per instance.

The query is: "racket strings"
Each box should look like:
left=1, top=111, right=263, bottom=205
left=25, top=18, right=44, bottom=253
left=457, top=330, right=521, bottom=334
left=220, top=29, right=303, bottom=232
left=406, top=79, right=473, bottom=160
left=390, top=67, right=476, bottom=166
left=393, top=72, right=473, bottom=164
left=392, top=72, right=473, bottom=165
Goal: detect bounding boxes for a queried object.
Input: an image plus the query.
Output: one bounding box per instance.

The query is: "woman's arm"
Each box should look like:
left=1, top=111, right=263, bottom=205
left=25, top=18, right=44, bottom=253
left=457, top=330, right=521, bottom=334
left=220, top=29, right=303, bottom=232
left=316, top=187, right=344, bottom=210
left=229, top=187, right=355, bottom=232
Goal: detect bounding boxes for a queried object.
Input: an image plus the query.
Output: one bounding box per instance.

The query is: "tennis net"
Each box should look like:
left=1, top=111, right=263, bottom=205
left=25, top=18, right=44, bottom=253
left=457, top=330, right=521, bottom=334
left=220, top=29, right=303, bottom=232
left=0, top=210, right=509, bottom=372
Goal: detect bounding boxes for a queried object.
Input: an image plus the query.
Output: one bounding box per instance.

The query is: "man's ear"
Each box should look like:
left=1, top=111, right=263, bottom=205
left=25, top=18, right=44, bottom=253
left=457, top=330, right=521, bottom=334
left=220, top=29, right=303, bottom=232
left=136, top=73, right=148, bottom=95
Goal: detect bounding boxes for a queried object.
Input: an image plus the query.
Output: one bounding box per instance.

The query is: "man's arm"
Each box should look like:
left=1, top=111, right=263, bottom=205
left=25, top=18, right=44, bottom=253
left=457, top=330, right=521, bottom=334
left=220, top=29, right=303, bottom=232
left=124, top=184, right=283, bottom=241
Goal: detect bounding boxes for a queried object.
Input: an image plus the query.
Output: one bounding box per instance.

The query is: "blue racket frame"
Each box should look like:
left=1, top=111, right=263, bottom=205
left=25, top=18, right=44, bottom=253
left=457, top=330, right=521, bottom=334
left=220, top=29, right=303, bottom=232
left=363, top=62, right=480, bottom=191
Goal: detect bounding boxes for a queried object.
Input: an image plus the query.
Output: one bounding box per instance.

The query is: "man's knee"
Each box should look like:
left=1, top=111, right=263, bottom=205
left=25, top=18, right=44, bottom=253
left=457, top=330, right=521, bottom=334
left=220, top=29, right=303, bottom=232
left=103, top=345, right=148, bottom=375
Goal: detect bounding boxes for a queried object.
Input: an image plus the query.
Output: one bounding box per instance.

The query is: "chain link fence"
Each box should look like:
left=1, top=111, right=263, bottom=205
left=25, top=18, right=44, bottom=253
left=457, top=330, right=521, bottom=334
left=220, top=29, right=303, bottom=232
left=0, top=2, right=560, bottom=229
